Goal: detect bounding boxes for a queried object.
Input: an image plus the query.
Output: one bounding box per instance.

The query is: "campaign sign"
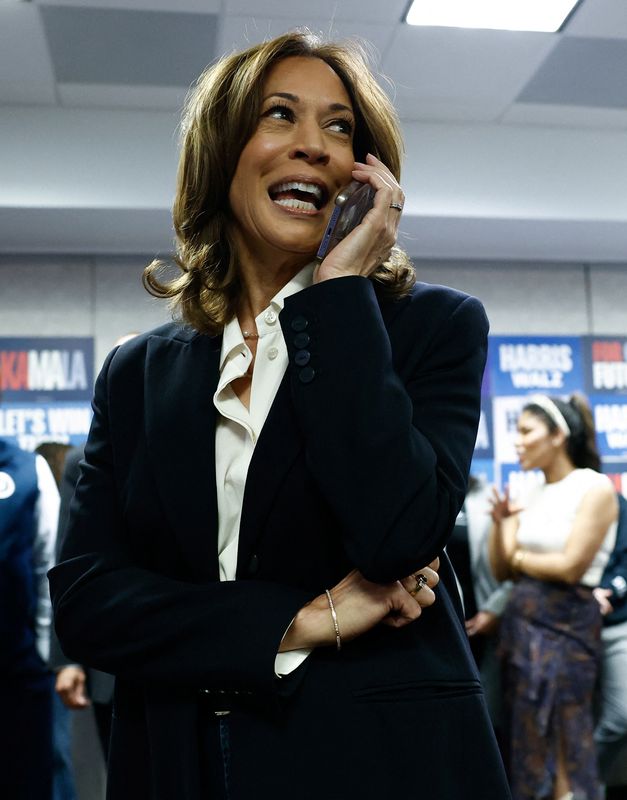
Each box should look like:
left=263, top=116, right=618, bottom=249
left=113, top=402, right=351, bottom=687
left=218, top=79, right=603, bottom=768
left=499, top=463, right=544, bottom=500
left=470, top=458, right=494, bottom=486
left=583, top=336, right=627, bottom=395
left=591, top=396, right=627, bottom=459
left=0, top=402, right=92, bottom=451
left=492, top=396, right=529, bottom=465
left=488, top=336, right=583, bottom=396
left=474, top=399, right=494, bottom=459
left=601, top=462, right=627, bottom=498
left=481, top=359, right=491, bottom=397
left=0, top=337, right=94, bottom=402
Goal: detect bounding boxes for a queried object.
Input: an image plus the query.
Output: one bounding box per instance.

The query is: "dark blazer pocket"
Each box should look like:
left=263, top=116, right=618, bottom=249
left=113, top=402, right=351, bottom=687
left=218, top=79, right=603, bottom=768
left=352, top=680, right=483, bottom=704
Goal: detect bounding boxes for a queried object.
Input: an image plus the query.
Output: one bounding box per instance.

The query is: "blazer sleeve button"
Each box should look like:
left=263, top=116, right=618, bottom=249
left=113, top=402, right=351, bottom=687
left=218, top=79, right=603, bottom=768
left=294, top=350, right=311, bottom=367
left=290, top=316, right=308, bottom=332
left=298, top=366, right=315, bottom=384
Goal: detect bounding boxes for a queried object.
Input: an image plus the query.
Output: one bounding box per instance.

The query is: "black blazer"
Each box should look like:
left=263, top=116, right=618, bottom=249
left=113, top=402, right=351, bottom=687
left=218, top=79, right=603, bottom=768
left=49, top=446, right=115, bottom=704
left=50, top=276, right=511, bottom=799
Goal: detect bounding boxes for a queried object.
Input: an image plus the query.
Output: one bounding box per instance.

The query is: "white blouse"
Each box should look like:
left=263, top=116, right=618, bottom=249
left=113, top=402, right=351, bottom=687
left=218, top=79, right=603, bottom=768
left=213, top=263, right=314, bottom=675
left=516, top=468, right=617, bottom=586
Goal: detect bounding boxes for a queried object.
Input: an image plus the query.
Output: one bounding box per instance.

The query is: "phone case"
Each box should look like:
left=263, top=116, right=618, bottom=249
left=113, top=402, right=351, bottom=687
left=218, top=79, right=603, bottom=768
left=316, top=181, right=375, bottom=261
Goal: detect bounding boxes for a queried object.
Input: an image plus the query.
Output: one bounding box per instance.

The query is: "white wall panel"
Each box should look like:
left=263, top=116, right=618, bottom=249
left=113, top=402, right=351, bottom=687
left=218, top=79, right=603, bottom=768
left=93, top=256, right=171, bottom=368
left=589, top=263, right=627, bottom=334
left=406, top=260, right=589, bottom=334
left=0, top=256, right=92, bottom=336
left=2, top=256, right=627, bottom=386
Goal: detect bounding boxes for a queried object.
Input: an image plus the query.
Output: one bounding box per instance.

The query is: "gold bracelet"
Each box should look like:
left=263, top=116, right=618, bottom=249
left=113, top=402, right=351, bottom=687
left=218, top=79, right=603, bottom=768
left=511, top=549, right=526, bottom=573
left=325, top=589, right=341, bottom=651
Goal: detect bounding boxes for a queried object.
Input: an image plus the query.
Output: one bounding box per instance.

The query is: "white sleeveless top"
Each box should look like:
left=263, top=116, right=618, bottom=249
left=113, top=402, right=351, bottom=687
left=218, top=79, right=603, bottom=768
left=516, top=468, right=617, bottom=587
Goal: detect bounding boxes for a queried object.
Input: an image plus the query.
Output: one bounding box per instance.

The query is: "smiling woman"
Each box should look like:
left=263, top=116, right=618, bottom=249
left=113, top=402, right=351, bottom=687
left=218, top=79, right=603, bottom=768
left=50, top=30, right=511, bottom=800
left=142, top=33, right=414, bottom=336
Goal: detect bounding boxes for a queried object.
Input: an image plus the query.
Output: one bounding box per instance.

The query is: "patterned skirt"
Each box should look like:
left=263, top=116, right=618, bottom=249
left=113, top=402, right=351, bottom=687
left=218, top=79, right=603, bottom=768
left=499, top=577, right=603, bottom=800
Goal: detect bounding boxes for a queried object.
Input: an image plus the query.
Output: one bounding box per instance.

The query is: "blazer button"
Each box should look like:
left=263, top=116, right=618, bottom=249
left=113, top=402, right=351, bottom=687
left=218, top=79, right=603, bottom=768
left=299, top=366, right=315, bottom=384
left=293, top=332, right=310, bottom=349
left=247, top=554, right=259, bottom=575
left=291, top=316, right=308, bottom=332
left=295, top=350, right=310, bottom=367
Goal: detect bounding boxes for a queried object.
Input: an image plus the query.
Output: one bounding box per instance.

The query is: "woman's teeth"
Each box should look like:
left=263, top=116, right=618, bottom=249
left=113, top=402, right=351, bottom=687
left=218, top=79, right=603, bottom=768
left=269, top=180, right=324, bottom=212
left=272, top=181, right=323, bottom=202
left=274, top=197, right=317, bottom=211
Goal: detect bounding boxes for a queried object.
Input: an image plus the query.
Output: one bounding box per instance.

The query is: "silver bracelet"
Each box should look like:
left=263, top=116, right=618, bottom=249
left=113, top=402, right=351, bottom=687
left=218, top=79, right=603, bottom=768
left=325, top=589, right=342, bottom=652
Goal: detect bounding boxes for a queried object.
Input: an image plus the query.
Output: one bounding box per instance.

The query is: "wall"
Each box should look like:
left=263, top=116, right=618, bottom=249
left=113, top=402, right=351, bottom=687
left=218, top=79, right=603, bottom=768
left=2, top=256, right=627, bottom=375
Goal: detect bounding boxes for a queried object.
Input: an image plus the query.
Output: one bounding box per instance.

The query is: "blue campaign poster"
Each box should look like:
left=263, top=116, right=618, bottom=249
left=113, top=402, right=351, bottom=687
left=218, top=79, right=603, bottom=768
left=590, top=396, right=627, bottom=460
left=474, top=399, right=493, bottom=460
left=470, top=458, right=494, bottom=486
left=0, top=401, right=92, bottom=451
left=601, top=462, right=627, bottom=497
left=583, top=336, right=627, bottom=395
left=498, top=463, right=544, bottom=499
left=0, top=337, right=94, bottom=403
left=0, top=337, right=94, bottom=451
left=487, top=335, right=584, bottom=396
left=471, top=334, right=627, bottom=499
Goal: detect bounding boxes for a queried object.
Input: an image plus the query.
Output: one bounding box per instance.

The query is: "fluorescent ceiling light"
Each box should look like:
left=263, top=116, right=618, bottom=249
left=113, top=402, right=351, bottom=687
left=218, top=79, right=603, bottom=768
left=405, top=0, right=580, bottom=33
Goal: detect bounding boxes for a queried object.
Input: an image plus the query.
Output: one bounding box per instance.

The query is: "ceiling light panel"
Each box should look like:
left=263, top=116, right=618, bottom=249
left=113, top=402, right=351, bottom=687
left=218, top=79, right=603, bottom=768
left=405, top=0, right=581, bottom=33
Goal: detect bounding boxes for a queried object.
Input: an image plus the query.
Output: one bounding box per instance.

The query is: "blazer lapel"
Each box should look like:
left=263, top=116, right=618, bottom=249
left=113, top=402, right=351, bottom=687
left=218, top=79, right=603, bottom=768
left=145, top=331, right=221, bottom=582
left=236, top=371, right=304, bottom=576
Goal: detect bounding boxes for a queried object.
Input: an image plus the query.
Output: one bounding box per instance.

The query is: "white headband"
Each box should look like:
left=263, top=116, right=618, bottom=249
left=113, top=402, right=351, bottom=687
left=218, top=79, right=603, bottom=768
left=528, top=395, right=570, bottom=437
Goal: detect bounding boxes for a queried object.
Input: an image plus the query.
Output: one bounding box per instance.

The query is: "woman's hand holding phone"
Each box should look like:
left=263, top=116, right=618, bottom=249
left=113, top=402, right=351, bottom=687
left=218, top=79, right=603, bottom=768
left=314, top=153, right=405, bottom=285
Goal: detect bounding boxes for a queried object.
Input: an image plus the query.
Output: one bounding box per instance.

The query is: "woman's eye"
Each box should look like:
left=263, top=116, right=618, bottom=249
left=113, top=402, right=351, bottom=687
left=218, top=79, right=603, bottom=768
left=265, top=104, right=294, bottom=121
left=329, top=118, right=353, bottom=135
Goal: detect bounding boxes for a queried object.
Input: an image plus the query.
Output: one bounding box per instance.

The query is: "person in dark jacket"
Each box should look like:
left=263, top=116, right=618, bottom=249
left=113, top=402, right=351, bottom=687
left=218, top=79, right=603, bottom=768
left=594, top=492, right=627, bottom=799
left=50, top=446, right=115, bottom=760
left=1, top=436, right=59, bottom=799
left=49, top=31, right=510, bottom=800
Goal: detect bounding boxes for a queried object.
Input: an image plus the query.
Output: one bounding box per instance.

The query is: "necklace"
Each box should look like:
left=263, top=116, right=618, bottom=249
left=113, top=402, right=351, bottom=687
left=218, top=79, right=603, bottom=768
left=242, top=330, right=259, bottom=340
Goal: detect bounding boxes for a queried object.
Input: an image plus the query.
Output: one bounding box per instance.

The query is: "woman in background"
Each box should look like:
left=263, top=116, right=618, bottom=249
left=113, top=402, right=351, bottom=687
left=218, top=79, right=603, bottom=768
left=490, top=394, right=618, bottom=800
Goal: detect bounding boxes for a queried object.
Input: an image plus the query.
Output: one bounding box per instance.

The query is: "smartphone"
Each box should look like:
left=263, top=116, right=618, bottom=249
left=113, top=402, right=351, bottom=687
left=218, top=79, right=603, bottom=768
left=316, top=180, right=375, bottom=261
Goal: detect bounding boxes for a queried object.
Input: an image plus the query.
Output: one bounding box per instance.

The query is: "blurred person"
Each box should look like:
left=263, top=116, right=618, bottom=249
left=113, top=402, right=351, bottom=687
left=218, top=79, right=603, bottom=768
left=36, top=442, right=77, bottom=800
left=50, top=31, right=510, bottom=799
left=490, top=394, right=618, bottom=800
left=594, top=492, right=627, bottom=799
left=51, top=445, right=115, bottom=761
left=0, top=432, right=60, bottom=798
left=449, top=474, right=513, bottom=736
left=35, top=442, right=72, bottom=488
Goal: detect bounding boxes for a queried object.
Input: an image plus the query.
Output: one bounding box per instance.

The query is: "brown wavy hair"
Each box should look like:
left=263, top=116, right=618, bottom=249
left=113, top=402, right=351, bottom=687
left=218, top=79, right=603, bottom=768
left=143, top=30, right=415, bottom=335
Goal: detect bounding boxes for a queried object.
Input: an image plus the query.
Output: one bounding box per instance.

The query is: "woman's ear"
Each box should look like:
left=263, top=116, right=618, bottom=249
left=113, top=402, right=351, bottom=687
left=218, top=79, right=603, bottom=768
left=552, top=430, right=567, bottom=448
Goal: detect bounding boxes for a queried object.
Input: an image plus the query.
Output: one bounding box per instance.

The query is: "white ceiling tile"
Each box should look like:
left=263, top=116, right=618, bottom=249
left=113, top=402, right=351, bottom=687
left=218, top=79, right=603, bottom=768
left=224, top=0, right=408, bottom=24
left=58, top=83, right=188, bottom=112
left=0, top=6, right=56, bottom=104
left=218, top=16, right=395, bottom=63
left=565, top=0, right=627, bottom=39
left=517, top=37, right=627, bottom=109
left=502, top=102, right=627, bottom=129
left=382, top=27, right=557, bottom=122
left=41, top=6, right=218, bottom=87
left=35, top=0, right=221, bottom=12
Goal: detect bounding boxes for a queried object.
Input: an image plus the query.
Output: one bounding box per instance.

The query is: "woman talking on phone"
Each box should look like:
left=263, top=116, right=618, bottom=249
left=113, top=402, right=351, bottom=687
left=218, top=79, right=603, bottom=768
left=50, top=32, right=510, bottom=799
